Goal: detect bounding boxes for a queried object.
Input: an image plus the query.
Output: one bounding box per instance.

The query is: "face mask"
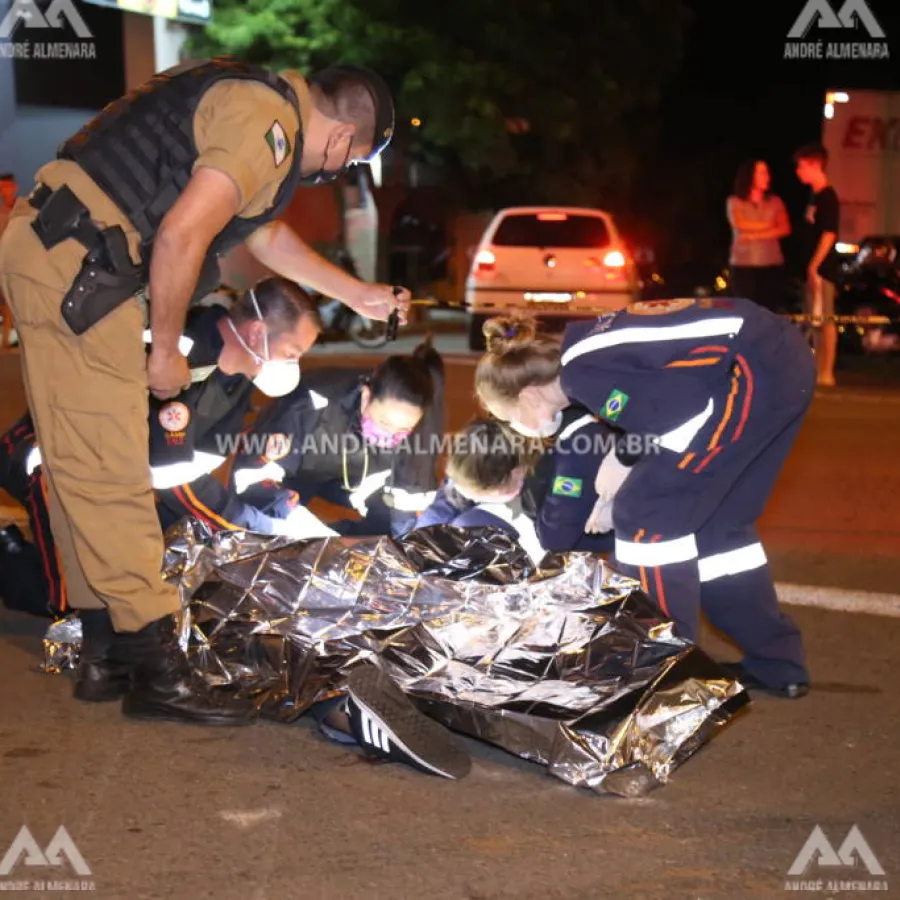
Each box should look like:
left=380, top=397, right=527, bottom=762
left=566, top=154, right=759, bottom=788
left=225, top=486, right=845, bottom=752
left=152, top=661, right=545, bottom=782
left=300, top=138, right=354, bottom=185
left=361, top=414, right=410, bottom=449
left=508, top=410, right=563, bottom=438
left=228, top=290, right=301, bottom=398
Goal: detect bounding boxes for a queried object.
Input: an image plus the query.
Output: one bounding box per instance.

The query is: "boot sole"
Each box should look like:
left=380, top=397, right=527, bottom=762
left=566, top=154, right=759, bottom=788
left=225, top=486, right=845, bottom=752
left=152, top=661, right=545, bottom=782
left=347, top=667, right=471, bottom=780
left=121, top=696, right=256, bottom=726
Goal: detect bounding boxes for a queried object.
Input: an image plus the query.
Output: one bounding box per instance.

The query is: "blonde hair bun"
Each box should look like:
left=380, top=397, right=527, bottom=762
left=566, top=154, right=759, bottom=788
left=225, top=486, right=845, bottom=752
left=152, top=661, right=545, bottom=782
left=483, top=315, right=539, bottom=355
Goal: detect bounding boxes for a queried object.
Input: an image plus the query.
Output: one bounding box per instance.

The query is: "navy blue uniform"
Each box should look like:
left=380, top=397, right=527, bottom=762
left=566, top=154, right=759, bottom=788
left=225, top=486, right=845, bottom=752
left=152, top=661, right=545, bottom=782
left=0, top=307, right=286, bottom=616
left=415, top=485, right=546, bottom=561
left=148, top=306, right=292, bottom=534
left=0, top=414, right=65, bottom=614
left=560, top=296, right=814, bottom=688
left=229, top=360, right=443, bottom=538
left=529, top=405, right=616, bottom=555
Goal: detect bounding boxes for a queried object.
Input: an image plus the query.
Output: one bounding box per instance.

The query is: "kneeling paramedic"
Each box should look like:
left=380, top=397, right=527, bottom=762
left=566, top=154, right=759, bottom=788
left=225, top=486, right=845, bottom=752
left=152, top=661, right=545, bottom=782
left=230, top=340, right=444, bottom=538
left=0, top=58, right=409, bottom=725
left=474, top=301, right=813, bottom=699
left=0, top=278, right=323, bottom=628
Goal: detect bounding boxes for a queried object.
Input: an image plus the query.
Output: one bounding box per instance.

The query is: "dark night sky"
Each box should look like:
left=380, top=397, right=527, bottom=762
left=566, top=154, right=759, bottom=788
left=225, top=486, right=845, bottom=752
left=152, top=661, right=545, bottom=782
left=648, top=0, right=900, bottom=266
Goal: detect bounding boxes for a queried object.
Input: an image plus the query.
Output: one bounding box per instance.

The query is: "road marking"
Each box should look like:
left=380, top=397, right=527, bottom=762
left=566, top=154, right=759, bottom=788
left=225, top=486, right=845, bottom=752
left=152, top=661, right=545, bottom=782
left=776, top=582, right=900, bottom=617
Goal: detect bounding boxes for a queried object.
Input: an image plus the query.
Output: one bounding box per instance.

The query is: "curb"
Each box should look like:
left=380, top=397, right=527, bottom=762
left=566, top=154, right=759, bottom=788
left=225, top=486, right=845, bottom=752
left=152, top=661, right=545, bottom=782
left=776, top=582, right=900, bottom=618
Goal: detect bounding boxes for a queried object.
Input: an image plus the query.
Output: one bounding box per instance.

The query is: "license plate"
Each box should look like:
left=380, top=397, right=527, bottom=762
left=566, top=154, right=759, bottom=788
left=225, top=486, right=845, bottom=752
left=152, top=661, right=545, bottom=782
left=524, top=292, right=572, bottom=303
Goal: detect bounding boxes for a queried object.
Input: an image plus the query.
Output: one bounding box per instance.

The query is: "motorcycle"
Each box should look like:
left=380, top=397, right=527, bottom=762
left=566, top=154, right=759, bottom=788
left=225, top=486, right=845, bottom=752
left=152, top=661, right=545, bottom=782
left=836, top=236, right=900, bottom=355
left=310, top=249, right=389, bottom=349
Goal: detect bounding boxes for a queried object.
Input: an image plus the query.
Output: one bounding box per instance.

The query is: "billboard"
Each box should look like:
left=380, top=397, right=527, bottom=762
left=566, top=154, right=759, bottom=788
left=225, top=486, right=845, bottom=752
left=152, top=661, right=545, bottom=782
left=81, top=0, right=212, bottom=26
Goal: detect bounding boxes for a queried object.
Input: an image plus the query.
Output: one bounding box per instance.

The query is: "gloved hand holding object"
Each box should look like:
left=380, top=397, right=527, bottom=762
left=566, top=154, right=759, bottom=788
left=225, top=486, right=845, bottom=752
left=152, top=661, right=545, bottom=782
left=271, top=505, right=339, bottom=540
left=584, top=452, right=634, bottom=535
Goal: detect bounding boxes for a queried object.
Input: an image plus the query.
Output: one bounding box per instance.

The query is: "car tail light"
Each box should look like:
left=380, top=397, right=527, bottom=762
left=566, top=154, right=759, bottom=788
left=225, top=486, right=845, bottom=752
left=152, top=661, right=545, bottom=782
left=537, top=212, right=567, bottom=221
left=603, top=250, right=626, bottom=268
left=474, top=249, right=496, bottom=275
left=881, top=286, right=900, bottom=304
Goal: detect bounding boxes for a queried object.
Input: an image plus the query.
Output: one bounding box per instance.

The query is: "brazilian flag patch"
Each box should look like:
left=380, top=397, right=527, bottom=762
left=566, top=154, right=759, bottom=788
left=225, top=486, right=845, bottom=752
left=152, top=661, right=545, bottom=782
left=552, top=476, right=583, bottom=498
left=603, top=389, right=629, bottom=422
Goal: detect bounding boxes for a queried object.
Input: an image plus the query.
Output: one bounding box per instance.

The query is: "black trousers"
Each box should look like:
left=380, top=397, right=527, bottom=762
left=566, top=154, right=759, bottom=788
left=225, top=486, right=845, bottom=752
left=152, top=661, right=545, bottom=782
left=730, top=265, right=786, bottom=313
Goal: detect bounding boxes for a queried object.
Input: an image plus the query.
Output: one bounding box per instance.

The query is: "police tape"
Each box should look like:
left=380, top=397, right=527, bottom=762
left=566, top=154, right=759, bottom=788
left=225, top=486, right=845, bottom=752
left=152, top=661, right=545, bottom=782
left=781, top=313, right=898, bottom=326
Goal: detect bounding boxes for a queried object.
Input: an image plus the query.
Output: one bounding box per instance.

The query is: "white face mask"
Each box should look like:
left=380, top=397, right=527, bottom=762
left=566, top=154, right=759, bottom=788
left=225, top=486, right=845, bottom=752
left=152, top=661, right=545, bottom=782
left=228, top=290, right=301, bottom=398
left=508, top=410, right=563, bottom=438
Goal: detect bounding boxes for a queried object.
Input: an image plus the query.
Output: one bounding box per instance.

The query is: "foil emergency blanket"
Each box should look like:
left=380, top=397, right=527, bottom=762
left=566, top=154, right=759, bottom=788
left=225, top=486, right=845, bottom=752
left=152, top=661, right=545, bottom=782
left=45, top=520, right=749, bottom=796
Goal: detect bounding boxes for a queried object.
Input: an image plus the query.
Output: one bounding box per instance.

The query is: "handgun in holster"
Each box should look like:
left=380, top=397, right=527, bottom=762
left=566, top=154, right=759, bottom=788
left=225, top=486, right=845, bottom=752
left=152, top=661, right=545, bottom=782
left=30, top=184, right=145, bottom=336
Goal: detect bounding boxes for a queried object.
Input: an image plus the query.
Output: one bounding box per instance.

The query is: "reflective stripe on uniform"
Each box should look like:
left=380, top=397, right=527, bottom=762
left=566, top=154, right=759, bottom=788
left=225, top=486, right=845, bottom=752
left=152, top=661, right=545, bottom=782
left=615, top=533, right=698, bottom=567
left=388, top=487, right=437, bottom=512
left=143, top=329, right=194, bottom=358
left=232, top=461, right=287, bottom=494
left=560, top=318, right=745, bottom=366
left=150, top=451, right=227, bottom=489
left=25, top=444, right=42, bottom=476
left=698, top=542, right=767, bottom=582
left=309, top=390, right=329, bottom=410
left=657, top=398, right=715, bottom=453
left=348, top=469, right=391, bottom=514
left=557, top=413, right=598, bottom=442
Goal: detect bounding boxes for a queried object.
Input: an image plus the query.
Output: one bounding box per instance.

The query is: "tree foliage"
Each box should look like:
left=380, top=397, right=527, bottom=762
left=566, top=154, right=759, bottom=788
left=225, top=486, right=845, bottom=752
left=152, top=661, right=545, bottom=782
left=188, top=0, right=691, bottom=210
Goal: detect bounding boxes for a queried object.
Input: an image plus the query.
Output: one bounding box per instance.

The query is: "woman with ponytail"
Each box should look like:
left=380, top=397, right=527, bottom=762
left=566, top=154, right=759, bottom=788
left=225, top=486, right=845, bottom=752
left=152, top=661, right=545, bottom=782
left=473, top=298, right=814, bottom=700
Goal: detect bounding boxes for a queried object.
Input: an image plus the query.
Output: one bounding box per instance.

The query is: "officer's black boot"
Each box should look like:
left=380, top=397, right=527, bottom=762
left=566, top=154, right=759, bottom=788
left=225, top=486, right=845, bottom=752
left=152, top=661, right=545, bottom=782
left=73, top=608, right=130, bottom=702
left=117, top=613, right=255, bottom=725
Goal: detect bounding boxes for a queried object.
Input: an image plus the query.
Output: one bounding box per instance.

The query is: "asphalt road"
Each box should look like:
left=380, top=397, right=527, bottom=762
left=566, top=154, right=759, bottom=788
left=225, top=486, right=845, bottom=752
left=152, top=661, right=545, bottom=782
left=1, top=338, right=900, bottom=899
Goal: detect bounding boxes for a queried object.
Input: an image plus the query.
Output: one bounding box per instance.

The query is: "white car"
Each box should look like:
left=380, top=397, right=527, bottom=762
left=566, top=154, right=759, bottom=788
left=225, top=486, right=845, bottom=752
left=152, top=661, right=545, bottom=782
left=464, top=206, right=639, bottom=349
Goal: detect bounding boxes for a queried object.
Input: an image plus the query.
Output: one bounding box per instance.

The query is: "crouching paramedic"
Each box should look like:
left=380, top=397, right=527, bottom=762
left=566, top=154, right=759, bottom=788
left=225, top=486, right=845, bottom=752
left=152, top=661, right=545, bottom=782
left=474, top=302, right=814, bottom=699
left=230, top=340, right=444, bottom=537
left=0, top=278, right=323, bottom=618
left=150, top=278, right=334, bottom=541
left=0, top=57, right=408, bottom=726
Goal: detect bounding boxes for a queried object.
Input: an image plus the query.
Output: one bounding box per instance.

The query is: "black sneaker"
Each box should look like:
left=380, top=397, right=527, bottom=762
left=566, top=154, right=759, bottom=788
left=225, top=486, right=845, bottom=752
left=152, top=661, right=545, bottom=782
left=346, top=666, right=471, bottom=779
left=720, top=661, right=809, bottom=700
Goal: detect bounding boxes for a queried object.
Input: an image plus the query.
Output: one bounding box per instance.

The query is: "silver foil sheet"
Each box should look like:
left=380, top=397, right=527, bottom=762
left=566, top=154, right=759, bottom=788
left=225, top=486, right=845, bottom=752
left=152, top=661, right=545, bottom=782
left=46, top=520, right=749, bottom=796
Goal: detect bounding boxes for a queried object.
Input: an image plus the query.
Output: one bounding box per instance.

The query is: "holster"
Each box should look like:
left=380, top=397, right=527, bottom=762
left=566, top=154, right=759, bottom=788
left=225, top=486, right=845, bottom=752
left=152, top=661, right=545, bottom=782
left=30, top=184, right=146, bottom=336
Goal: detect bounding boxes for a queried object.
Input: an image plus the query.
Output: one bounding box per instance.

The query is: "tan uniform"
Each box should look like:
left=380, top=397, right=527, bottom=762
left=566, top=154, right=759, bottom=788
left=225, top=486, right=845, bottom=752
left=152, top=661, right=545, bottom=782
left=0, top=75, right=310, bottom=632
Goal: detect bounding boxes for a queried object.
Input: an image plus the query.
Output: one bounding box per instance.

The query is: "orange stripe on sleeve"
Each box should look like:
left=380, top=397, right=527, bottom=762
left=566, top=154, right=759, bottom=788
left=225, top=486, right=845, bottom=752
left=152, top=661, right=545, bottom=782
left=650, top=534, right=669, bottom=616
left=690, top=345, right=729, bottom=354
left=732, top=354, right=754, bottom=442
left=708, top=370, right=741, bottom=450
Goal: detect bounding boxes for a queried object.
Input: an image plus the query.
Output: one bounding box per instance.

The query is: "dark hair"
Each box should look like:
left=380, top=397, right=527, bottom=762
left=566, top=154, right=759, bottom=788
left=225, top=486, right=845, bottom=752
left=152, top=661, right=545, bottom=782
left=368, top=341, right=437, bottom=410
left=446, top=419, right=525, bottom=493
left=733, top=159, right=769, bottom=200
left=308, top=69, right=377, bottom=156
left=230, top=277, right=321, bottom=338
left=794, top=143, right=828, bottom=168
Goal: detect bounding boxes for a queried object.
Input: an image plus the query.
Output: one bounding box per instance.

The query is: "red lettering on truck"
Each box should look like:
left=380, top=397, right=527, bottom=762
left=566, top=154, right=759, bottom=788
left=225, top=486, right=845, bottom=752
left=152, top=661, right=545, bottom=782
left=843, top=116, right=900, bottom=151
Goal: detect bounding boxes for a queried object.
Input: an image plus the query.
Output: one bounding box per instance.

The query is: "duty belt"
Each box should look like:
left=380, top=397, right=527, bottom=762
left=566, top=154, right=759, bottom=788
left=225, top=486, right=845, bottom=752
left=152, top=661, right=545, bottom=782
left=29, top=183, right=104, bottom=252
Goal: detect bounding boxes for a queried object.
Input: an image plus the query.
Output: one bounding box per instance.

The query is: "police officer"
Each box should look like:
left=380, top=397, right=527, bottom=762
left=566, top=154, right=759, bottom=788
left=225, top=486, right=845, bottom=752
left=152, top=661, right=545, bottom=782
left=230, top=340, right=444, bottom=538
left=473, top=300, right=814, bottom=699
left=0, top=277, right=324, bottom=675
left=0, top=57, right=408, bottom=725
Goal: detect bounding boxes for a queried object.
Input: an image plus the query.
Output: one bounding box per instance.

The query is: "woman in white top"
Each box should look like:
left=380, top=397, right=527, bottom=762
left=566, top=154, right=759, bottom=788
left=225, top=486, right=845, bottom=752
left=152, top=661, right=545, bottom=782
left=726, top=160, right=791, bottom=312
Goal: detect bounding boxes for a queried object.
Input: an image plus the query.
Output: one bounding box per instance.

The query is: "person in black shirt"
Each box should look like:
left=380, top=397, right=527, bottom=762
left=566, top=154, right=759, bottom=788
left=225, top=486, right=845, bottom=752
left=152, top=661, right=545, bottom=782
left=795, top=143, right=840, bottom=387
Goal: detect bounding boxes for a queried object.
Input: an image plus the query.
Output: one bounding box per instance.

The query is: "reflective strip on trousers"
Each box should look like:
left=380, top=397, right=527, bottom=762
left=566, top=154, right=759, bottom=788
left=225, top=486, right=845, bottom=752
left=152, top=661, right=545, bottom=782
left=150, top=451, right=227, bottom=489
left=232, top=461, right=287, bottom=495
left=560, top=317, right=745, bottom=366
left=615, top=533, right=699, bottom=567
left=698, top=542, right=767, bottom=582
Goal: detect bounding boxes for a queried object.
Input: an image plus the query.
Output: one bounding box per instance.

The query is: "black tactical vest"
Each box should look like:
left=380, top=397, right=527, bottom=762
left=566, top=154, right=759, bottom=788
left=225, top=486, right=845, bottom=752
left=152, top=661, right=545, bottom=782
left=58, top=57, right=305, bottom=297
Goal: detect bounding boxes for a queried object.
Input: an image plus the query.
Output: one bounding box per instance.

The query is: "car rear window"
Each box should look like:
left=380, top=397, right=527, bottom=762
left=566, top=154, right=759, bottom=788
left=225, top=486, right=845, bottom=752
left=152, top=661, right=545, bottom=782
left=491, top=213, right=610, bottom=248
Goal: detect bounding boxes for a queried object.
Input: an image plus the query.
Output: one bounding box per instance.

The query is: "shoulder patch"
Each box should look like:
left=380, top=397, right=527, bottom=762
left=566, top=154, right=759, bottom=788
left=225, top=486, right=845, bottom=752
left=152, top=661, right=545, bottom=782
left=602, top=389, right=629, bottom=422
left=158, top=401, right=191, bottom=433
left=265, top=120, right=291, bottom=167
left=264, top=433, right=292, bottom=461
left=629, top=298, right=695, bottom=316
left=552, top=476, right=583, bottom=498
